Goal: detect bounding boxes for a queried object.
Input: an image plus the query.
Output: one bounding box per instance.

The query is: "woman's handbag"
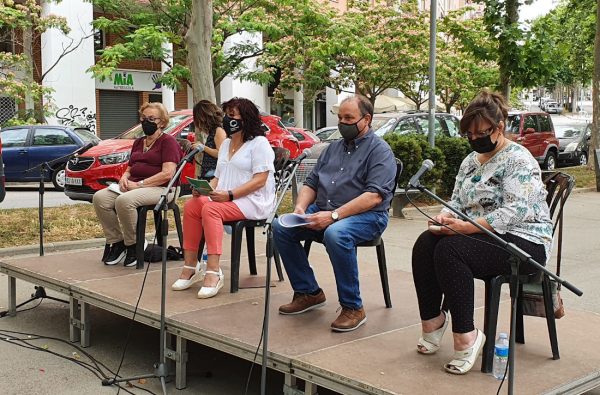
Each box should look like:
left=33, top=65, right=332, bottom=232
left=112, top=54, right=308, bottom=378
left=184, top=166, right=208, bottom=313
left=521, top=280, right=565, bottom=319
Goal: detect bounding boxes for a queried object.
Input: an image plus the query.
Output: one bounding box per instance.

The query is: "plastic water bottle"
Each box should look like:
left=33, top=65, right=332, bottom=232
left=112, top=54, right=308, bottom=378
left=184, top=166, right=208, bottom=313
left=493, top=332, right=509, bottom=380
left=201, top=245, right=208, bottom=263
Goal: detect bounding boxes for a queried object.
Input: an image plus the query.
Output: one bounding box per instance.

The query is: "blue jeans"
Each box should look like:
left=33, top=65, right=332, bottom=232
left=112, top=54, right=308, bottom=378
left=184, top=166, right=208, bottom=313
left=273, top=204, right=389, bottom=309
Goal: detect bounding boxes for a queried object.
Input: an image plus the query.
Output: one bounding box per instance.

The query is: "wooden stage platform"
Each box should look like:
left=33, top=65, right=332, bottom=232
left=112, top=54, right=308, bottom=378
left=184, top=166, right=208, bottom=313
left=1, top=237, right=600, bottom=394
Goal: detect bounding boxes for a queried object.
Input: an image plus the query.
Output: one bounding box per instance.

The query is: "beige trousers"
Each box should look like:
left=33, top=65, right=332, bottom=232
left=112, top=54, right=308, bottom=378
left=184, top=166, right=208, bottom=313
left=92, top=186, right=176, bottom=246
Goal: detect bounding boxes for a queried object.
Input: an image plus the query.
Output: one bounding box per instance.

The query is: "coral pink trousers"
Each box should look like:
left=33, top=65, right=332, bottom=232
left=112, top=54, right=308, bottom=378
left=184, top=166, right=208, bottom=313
left=183, top=196, right=245, bottom=254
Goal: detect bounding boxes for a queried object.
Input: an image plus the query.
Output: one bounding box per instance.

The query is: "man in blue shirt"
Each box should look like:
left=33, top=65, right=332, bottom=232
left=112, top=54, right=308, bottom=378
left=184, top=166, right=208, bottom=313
left=273, top=95, right=397, bottom=332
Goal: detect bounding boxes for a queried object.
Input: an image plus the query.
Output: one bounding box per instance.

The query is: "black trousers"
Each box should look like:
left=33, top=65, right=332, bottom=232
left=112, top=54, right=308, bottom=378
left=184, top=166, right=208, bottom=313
left=411, top=231, right=547, bottom=334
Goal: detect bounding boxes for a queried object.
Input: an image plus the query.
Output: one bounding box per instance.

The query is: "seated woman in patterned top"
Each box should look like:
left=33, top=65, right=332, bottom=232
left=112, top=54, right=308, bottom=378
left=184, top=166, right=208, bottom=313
left=411, top=90, right=553, bottom=375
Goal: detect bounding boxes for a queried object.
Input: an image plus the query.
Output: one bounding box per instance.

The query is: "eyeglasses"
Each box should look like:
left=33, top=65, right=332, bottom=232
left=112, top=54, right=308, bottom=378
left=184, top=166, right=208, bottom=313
left=140, top=116, right=160, bottom=124
left=462, top=126, right=494, bottom=139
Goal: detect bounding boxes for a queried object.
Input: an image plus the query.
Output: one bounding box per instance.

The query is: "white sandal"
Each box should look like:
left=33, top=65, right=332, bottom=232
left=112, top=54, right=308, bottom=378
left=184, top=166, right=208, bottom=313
left=171, top=261, right=206, bottom=291
left=444, top=329, right=486, bottom=375
left=197, top=268, right=224, bottom=299
left=417, top=311, right=450, bottom=354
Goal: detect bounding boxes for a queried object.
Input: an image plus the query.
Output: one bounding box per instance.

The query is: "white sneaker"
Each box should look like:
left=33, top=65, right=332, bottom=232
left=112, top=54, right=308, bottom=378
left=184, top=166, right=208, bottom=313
left=171, top=260, right=207, bottom=291
left=197, top=268, right=224, bottom=299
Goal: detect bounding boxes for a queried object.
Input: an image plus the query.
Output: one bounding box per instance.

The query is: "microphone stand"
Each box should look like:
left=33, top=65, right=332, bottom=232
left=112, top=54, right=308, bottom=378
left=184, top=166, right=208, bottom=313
left=102, top=155, right=190, bottom=395
left=25, top=144, right=96, bottom=256
left=408, top=180, right=582, bottom=395
left=260, top=157, right=302, bottom=395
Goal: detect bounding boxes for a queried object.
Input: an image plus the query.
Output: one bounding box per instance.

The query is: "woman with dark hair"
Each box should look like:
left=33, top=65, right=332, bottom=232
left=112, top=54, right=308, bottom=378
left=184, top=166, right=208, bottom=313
left=172, top=97, right=276, bottom=298
left=191, top=100, right=226, bottom=179
left=411, top=90, right=553, bottom=374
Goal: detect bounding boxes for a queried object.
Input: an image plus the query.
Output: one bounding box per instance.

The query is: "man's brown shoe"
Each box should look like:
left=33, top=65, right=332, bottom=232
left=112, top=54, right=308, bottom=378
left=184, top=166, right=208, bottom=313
left=279, top=290, right=326, bottom=315
left=331, top=306, right=367, bottom=332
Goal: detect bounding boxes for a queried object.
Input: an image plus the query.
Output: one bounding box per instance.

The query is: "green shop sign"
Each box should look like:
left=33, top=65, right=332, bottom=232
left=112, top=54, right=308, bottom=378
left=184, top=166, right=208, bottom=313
left=112, top=72, right=134, bottom=90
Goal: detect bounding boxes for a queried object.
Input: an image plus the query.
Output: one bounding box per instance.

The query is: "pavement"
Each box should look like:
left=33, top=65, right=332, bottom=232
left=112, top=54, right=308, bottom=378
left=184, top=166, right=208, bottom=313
left=0, top=191, right=599, bottom=394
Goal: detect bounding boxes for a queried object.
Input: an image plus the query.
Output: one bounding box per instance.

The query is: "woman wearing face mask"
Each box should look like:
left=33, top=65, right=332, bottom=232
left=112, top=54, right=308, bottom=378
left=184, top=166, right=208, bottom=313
left=189, top=100, right=227, bottom=180
left=172, top=97, right=275, bottom=298
left=411, top=90, right=553, bottom=374
left=93, top=102, right=183, bottom=268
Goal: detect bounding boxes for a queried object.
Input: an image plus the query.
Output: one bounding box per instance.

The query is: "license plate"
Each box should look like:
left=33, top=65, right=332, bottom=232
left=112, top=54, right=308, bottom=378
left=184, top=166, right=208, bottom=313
left=65, top=177, right=82, bottom=186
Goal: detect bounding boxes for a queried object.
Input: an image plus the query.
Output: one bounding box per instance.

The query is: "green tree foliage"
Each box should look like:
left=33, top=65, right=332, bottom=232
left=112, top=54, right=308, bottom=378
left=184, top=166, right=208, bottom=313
left=0, top=0, right=69, bottom=124
left=89, top=0, right=331, bottom=97
left=437, top=11, right=499, bottom=112
left=475, top=0, right=533, bottom=98
left=522, top=0, right=596, bottom=90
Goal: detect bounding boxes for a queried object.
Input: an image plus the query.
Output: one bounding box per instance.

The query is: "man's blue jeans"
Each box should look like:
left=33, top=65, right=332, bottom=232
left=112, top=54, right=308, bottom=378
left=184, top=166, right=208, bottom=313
left=273, top=204, right=389, bottom=309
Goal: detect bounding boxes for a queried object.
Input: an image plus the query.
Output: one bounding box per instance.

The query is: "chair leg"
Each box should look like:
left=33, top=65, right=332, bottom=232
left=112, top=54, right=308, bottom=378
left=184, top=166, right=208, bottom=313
left=172, top=205, right=184, bottom=250
left=542, top=276, right=560, bottom=360
left=516, top=283, right=525, bottom=344
left=303, top=240, right=312, bottom=257
left=154, top=210, right=163, bottom=246
left=481, top=277, right=503, bottom=373
left=246, top=226, right=257, bottom=275
left=229, top=222, right=244, bottom=293
left=136, top=207, right=148, bottom=270
left=272, top=243, right=284, bottom=282
left=375, top=241, right=392, bottom=308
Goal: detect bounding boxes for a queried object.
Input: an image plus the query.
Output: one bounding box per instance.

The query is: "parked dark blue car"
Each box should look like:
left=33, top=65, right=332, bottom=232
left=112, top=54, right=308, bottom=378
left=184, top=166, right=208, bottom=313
left=0, top=125, right=100, bottom=191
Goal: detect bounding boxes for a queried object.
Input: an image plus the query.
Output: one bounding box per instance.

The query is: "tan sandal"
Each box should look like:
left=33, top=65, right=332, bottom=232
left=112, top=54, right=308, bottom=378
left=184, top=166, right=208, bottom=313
left=444, top=329, right=486, bottom=375
left=417, top=311, right=450, bottom=354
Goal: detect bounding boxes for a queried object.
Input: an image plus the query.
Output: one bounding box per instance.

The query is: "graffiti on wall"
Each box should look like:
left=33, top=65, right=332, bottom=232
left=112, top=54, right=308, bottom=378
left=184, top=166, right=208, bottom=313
left=55, top=105, right=97, bottom=133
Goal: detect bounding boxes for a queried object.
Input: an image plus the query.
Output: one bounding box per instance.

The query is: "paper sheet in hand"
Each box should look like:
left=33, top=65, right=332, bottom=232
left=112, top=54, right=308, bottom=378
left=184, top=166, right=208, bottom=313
left=278, top=213, right=310, bottom=228
left=185, top=177, right=213, bottom=196
left=107, top=183, right=124, bottom=194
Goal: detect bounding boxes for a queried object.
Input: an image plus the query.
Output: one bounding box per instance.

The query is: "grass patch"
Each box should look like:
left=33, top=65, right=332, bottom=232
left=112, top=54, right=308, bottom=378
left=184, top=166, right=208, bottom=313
left=0, top=193, right=296, bottom=249
left=559, top=165, right=597, bottom=189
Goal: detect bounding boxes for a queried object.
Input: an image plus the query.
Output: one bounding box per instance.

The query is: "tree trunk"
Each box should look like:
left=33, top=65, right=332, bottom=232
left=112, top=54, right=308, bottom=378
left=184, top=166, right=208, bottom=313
left=185, top=0, right=216, bottom=103
left=592, top=0, right=600, bottom=191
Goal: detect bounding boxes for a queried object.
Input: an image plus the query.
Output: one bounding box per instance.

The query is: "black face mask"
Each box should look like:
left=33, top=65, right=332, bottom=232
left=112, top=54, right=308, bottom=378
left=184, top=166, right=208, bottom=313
left=338, top=116, right=365, bottom=141
left=223, top=115, right=243, bottom=137
left=469, top=134, right=498, bottom=153
left=141, top=120, right=159, bottom=136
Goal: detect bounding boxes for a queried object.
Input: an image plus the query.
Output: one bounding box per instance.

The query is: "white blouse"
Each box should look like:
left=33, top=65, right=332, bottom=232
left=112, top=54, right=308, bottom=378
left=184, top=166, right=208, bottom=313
left=214, top=136, right=276, bottom=220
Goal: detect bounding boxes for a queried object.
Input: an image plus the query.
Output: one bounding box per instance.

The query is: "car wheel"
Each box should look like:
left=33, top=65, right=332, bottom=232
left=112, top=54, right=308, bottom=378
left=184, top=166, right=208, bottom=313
left=52, top=164, right=66, bottom=191
left=578, top=152, right=588, bottom=166
left=543, top=151, right=557, bottom=170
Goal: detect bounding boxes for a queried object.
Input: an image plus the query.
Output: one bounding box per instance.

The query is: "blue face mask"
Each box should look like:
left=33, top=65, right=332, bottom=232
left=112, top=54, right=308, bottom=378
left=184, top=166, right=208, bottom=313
left=223, top=115, right=243, bottom=137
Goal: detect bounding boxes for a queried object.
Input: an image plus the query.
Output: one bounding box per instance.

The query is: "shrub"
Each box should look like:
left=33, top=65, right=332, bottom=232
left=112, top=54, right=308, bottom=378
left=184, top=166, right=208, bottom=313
left=383, top=134, right=471, bottom=199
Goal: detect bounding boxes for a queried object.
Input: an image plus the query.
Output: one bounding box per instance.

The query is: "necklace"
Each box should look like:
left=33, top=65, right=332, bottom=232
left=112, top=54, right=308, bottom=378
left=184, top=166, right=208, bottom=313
left=143, top=133, right=161, bottom=152
left=230, top=139, right=243, bottom=153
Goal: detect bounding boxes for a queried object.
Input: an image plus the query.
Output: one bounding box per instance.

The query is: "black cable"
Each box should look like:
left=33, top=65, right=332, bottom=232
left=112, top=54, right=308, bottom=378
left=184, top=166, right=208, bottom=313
left=113, top=234, right=158, bottom=395
left=244, top=318, right=265, bottom=395
left=0, top=329, right=156, bottom=395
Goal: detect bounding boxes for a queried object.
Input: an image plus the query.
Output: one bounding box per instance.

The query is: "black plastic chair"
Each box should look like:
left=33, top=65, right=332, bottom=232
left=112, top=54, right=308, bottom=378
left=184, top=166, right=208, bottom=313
left=480, top=171, right=574, bottom=372
left=200, top=147, right=293, bottom=293
left=135, top=196, right=184, bottom=270
left=302, top=158, right=403, bottom=308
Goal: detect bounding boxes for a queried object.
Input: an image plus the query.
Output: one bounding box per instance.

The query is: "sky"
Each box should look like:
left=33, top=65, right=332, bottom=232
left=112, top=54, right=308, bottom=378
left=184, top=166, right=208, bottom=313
left=519, top=0, right=559, bottom=22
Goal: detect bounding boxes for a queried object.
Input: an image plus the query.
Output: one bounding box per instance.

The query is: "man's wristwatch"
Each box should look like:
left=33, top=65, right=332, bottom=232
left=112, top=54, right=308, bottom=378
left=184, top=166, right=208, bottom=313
left=331, top=210, right=339, bottom=222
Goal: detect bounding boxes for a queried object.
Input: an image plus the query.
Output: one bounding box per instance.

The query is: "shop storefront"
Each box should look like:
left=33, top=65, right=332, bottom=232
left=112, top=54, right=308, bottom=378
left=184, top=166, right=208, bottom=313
left=95, top=69, right=164, bottom=139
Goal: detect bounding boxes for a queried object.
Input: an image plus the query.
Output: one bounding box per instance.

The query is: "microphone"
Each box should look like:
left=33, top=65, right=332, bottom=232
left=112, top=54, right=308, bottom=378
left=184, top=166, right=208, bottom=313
left=181, top=146, right=203, bottom=164
left=408, top=159, right=435, bottom=188
left=294, top=148, right=312, bottom=163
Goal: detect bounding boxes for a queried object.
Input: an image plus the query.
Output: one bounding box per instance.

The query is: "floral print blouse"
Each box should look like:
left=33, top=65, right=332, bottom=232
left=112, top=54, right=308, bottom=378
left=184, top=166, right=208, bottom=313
left=442, top=142, right=553, bottom=260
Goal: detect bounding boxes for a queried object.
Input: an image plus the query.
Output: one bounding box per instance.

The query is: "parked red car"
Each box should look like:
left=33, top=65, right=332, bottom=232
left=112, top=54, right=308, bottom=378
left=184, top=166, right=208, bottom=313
left=64, top=110, right=300, bottom=202
left=287, top=127, right=321, bottom=152
left=505, top=111, right=560, bottom=170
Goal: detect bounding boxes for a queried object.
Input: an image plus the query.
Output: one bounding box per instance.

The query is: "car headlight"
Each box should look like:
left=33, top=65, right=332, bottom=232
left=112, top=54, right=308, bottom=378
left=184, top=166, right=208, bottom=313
left=564, top=142, right=578, bottom=153
left=98, top=151, right=130, bottom=165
